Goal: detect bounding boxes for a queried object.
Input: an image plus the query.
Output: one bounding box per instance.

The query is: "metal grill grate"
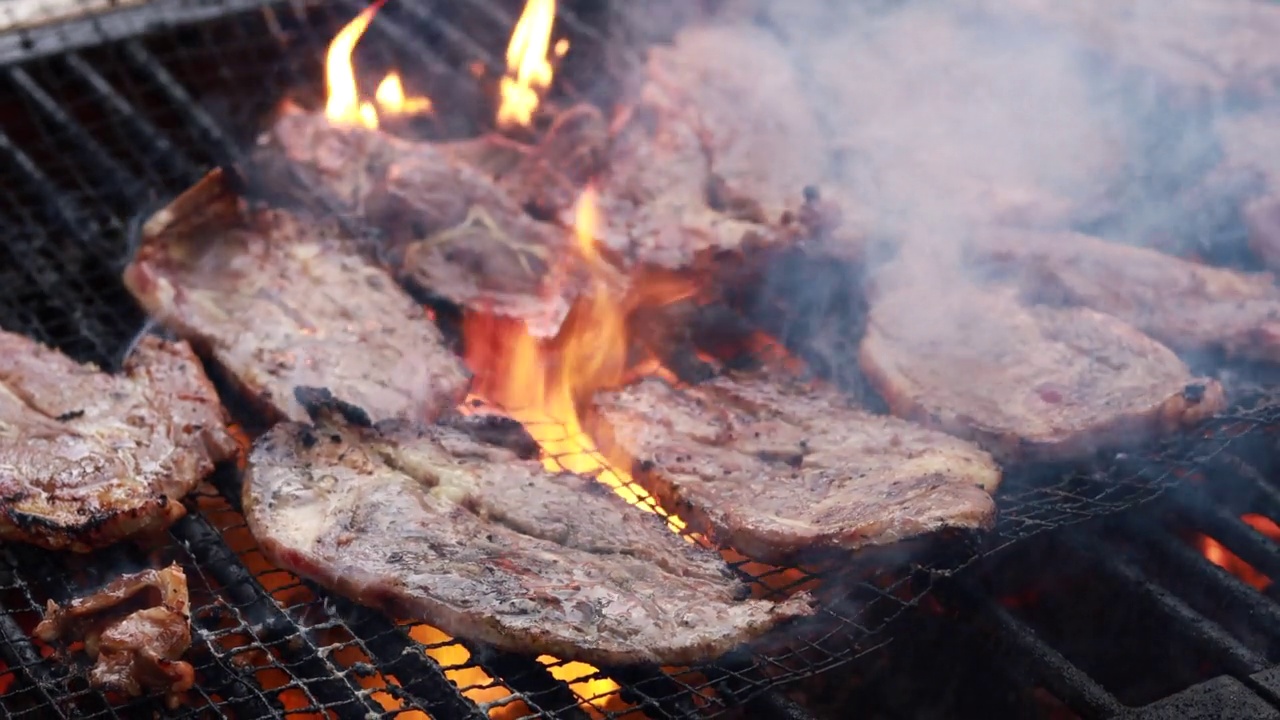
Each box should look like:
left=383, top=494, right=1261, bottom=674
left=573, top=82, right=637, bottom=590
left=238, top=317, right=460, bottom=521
left=0, top=1, right=1278, bottom=718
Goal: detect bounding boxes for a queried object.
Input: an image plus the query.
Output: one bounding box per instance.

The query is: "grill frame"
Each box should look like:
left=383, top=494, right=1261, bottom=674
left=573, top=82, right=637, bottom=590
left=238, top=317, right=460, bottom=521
left=0, top=1, right=1278, bottom=718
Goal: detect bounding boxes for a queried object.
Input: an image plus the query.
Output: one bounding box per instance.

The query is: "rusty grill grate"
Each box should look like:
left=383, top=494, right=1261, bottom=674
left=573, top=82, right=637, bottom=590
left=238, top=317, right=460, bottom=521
left=2, top=1, right=1280, bottom=718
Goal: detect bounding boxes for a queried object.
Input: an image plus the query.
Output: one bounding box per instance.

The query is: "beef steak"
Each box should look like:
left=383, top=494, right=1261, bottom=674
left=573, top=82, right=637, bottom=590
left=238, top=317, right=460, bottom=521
left=0, top=332, right=235, bottom=551
left=587, top=373, right=1002, bottom=564
left=860, top=282, right=1226, bottom=461
left=123, top=168, right=470, bottom=424
left=243, top=387, right=813, bottom=666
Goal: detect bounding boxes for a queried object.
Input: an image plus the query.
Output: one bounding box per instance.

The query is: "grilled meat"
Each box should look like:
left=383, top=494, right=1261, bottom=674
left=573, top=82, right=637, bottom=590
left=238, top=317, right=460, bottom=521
left=1216, top=111, right=1280, bottom=271
left=35, top=564, right=193, bottom=708
left=587, top=373, right=1002, bottom=564
left=0, top=331, right=235, bottom=552
left=244, top=387, right=814, bottom=666
left=596, top=23, right=836, bottom=269
left=966, top=228, right=1280, bottom=364
left=123, top=168, right=469, bottom=424
left=255, top=108, right=594, bottom=337
left=860, top=282, right=1226, bottom=462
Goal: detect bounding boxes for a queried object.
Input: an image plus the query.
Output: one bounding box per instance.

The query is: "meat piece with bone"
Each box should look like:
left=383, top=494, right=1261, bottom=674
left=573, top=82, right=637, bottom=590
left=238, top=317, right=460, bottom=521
left=595, top=22, right=840, bottom=269
left=35, top=564, right=194, bottom=707
left=0, top=331, right=235, bottom=552
left=253, top=107, right=600, bottom=338
left=123, top=168, right=470, bottom=424
left=860, top=281, right=1226, bottom=462
left=244, top=387, right=813, bottom=666
left=966, top=228, right=1280, bottom=365
left=587, top=373, right=1002, bottom=564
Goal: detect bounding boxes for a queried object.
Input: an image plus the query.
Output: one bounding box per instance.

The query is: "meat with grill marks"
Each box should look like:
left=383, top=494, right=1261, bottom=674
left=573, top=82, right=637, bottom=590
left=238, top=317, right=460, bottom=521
left=587, top=372, right=1002, bottom=564
left=35, top=564, right=193, bottom=707
left=253, top=107, right=603, bottom=338
left=123, top=168, right=470, bottom=425
left=859, top=281, right=1226, bottom=462
left=966, top=227, right=1280, bottom=365
left=0, top=330, right=235, bottom=552
left=243, top=387, right=814, bottom=666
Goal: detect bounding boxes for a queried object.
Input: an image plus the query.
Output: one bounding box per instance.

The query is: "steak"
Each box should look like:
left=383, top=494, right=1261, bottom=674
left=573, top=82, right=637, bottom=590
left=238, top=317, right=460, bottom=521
left=244, top=387, right=814, bottom=666
left=255, top=108, right=594, bottom=338
left=587, top=373, right=1002, bottom=564
left=0, top=331, right=235, bottom=552
left=966, top=228, right=1280, bottom=364
left=36, top=564, right=193, bottom=708
left=596, top=22, right=835, bottom=269
left=860, top=281, right=1226, bottom=462
left=123, top=168, right=470, bottom=424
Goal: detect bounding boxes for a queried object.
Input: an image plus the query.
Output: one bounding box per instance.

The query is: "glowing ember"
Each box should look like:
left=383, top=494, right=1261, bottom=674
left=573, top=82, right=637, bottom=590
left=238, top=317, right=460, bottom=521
left=324, top=1, right=433, bottom=130
left=1197, top=533, right=1270, bottom=590
left=497, top=0, right=559, bottom=129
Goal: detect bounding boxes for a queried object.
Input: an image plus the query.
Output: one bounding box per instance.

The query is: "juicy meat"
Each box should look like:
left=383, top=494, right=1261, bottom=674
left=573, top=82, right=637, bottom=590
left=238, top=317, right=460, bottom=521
left=255, top=109, right=592, bottom=337
left=967, top=228, right=1280, bottom=364
left=0, top=331, right=235, bottom=552
left=35, top=564, right=194, bottom=708
left=597, top=23, right=833, bottom=269
left=860, top=282, right=1226, bottom=462
left=587, top=373, right=1002, bottom=564
left=244, top=387, right=813, bottom=666
left=123, top=168, right=470, bottom=424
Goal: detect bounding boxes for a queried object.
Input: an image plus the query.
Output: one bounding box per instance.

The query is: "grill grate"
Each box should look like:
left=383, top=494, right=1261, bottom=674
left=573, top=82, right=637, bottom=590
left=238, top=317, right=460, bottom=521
left=1, top=1, right=1279, bottom=718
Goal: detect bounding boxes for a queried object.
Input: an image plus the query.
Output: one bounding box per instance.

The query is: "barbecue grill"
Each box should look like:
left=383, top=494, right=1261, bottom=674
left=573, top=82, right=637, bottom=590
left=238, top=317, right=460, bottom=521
left=2, top=0, right=1280, bottom=718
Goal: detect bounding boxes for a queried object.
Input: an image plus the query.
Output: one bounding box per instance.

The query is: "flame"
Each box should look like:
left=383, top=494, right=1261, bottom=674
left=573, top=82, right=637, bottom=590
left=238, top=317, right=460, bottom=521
left=1197, top=533, right=1270, bottom=590
left=324, top=1, right=433, bottom=130
left=497, top=0, right=559, bottom=129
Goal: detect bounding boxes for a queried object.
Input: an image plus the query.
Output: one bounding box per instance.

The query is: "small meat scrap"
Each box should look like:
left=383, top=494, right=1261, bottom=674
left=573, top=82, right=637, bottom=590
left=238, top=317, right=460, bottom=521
left=35, top=564, right=194, bottom=708
left=244, top=387, right=813, bottom=666
left=966, top=228, right=1280, bottom=365
left=255, top=108, right=589, bottom=338
left=0, top=330, right=236, bottom=552
left=123, top=168, right=470, bottom=424
left=860, top=281, right=1226, bottom=462
left=588, top=373, right=1002, bottom=564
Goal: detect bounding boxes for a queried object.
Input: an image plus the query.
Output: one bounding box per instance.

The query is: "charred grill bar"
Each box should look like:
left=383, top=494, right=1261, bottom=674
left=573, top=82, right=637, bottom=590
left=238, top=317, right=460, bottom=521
left=2, top=0, right=1280, bottom=718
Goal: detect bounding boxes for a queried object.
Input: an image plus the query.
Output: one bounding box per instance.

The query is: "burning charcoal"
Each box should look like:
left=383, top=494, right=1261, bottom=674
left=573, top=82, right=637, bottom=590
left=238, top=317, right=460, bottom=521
left=35, top=565, right=194, bottom=708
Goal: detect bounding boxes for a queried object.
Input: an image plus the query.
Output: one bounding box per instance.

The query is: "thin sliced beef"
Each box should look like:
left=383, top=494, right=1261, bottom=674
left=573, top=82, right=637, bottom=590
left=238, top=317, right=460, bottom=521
left=123, top=168, right=470, bottom=424
left=587, top=373, right=1001, bottom=564
left=967, top=228, right=1280, bottom=364
left=244, top=387, right=813, bottom=666
left=860, top=282, right=1226, bottom=461
left=0, top=332, right=235, bottom=552
left=254, top=108, right=595, bottom=337
left=35, top=564, right=193, bottom=707
left=597, top=23, right=835, bottom=269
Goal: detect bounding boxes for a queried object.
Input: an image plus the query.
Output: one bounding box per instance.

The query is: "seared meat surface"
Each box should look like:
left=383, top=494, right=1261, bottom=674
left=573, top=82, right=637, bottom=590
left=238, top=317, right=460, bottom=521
left=35, top=564, right=194, bottom=707
left=588, top=373, right=1001, bottom=564
left=967, top=228, right=1280, bottom=364
left=597, top=23, right=833, bottom=269
left=244, top=387, right=813, bottom=666
left=256, top=109, right=589, bottom=337
left=860, top=282, right=1226, bottom=461
left=124, top=169, right=469, bottom=425
left=0, top=332, right=235, bottom=552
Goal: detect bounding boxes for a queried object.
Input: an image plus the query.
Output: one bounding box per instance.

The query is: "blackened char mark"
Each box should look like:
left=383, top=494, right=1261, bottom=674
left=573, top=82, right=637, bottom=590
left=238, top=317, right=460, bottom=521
left=438, top=412, right=540, bottom=460
left=292, top=386, right=374, bottom=429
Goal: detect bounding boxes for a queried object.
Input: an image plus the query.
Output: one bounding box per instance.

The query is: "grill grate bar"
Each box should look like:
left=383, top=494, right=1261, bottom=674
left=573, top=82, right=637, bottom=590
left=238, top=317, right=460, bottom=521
left=464, top=645, right=594, bottom=720
left=0, top=599, right=71, bottom=720
left=0, top=125, right=101, bottom=246
left=6, top=66, right=143, bottom=209
left=606, top=665, right=706, bottom=719
left=946, top=579, right=1125, bottom=719
left=1170, top=487, right=1280, bottom=585
left=1072, top=533, right=1269, bottom=678
left=63, top=52, right=204, bottom=187
left=170, top=513, right=387, bottom=719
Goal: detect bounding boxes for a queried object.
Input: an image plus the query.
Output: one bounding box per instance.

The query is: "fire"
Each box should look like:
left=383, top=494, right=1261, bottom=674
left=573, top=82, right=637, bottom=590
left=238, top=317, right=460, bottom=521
left=324, top=1, right=433, bottom=130
left=497, top=0, right=559, bottom=129
left=1197, top=534, right=1270, bottom=590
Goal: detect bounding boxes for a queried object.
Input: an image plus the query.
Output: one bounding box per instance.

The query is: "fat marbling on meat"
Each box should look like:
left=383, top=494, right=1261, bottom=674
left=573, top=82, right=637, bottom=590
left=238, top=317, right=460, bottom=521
left=123, top=168, right=470, bottom=425
left=243, top=387, right=814, bottom=667
left=588, top=372, right=1002, bottom=564
left=0, top=331, right=235, bottom=552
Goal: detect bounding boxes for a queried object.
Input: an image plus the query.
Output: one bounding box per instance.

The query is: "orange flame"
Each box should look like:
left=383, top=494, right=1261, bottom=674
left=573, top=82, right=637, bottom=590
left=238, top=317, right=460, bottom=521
left=324, top=1, right=433, bottom=130
left=497, top=0, right=559, bottom=129
left=1195, top=514, right=1280, bottom=591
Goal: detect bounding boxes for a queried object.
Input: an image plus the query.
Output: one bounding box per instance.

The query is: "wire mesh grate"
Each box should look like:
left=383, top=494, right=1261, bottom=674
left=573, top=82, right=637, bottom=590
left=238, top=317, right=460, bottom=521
left=0, top=1, right=1278, bottom=718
